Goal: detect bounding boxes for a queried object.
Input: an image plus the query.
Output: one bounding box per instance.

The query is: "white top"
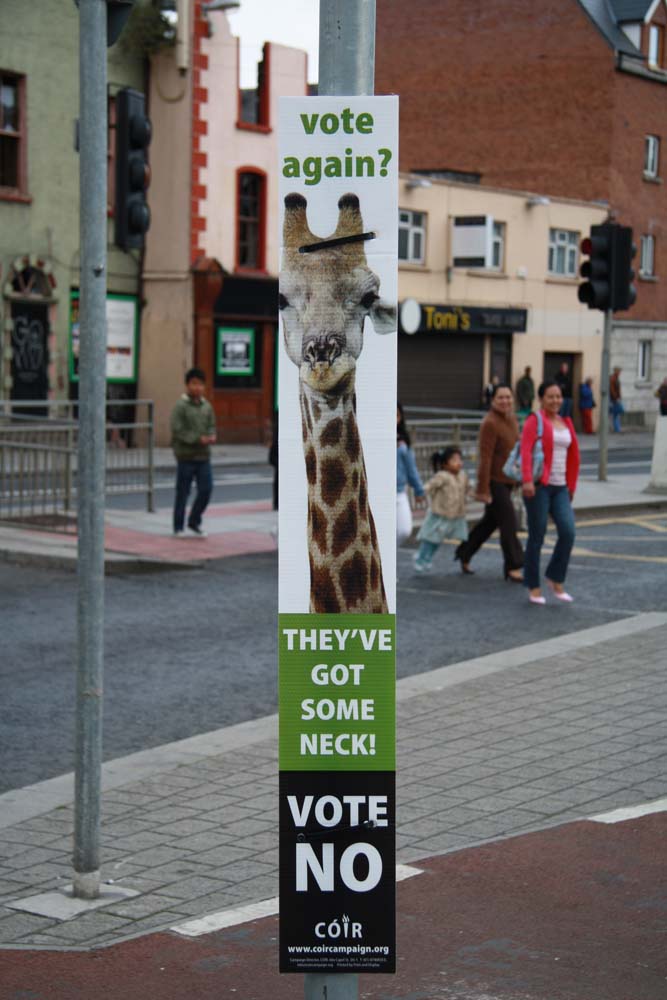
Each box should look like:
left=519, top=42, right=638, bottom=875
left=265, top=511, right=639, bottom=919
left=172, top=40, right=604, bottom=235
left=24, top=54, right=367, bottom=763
left=548, top=423, right=572, bottom=486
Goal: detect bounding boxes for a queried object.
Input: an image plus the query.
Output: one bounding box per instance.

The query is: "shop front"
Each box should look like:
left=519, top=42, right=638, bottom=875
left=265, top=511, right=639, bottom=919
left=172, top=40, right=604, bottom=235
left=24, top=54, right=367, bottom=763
left=194, top=266, right=278, bottom=443
left=398, top=299, right=527, bottom=409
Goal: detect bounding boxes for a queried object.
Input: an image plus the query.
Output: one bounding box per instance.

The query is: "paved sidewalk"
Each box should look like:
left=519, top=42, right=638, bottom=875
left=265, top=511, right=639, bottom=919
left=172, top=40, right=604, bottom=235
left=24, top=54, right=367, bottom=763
left=1, top=611, right=665, bottom=951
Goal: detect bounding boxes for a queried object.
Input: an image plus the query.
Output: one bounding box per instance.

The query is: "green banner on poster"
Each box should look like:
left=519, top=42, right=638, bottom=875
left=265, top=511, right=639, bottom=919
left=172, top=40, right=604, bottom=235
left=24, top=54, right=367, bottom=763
left=279, top=613, right=395, bottom=772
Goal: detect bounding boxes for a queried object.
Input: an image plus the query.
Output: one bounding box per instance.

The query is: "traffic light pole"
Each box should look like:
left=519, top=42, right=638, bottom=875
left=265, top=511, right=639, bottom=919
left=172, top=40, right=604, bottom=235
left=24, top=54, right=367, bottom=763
left=598, top=309, right=612, bottom=481
left=73, top=0, right=108, bottom=899
left=302, top=6, right=376, bottom=998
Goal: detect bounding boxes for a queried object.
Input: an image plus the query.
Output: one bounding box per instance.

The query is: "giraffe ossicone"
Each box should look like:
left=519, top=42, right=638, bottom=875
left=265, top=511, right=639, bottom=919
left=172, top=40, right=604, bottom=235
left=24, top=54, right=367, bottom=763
left=280, top=192, right=396, bottom=615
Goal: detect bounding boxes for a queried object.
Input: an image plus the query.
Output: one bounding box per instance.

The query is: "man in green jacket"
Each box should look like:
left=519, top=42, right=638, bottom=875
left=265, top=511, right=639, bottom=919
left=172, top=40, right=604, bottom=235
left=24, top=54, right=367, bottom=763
left=171, top=367, right=216, bottom=538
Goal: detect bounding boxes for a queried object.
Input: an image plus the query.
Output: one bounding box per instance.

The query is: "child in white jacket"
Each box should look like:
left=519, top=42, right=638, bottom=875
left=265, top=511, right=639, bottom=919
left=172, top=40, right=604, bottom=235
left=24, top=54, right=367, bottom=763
left=414, top=446, right=470, bottom=573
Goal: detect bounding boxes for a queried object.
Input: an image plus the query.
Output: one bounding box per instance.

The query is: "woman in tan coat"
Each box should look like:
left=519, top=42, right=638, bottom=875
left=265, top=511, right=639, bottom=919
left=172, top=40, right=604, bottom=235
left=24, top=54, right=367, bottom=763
left=454, top=382, right=524, bottom=580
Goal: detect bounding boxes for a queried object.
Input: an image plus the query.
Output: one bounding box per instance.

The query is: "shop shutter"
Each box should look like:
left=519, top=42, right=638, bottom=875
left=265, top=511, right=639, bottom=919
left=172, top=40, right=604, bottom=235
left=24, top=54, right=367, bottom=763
left=398, top=333, right=484, bottom=410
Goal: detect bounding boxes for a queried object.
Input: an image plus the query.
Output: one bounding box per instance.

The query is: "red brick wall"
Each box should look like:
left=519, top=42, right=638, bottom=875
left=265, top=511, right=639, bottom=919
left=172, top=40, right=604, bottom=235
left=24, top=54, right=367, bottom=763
left=376, top=0, right=616, bottom=199
left=376, top=0, right=667, bottom=320
left=191, top=0, right=208, bottom=263
left=610, top=70, right=667, bottom=321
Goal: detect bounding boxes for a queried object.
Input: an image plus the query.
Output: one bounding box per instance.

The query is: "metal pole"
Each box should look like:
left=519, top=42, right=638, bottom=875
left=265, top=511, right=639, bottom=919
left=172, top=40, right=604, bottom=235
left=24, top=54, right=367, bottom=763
left=598, top=309, right=612, bottom=481
left=73, top=0, right=108, bottom=900
left=303, top=4, right=376, bottom=997
left=147, top=400, right=155, bottom=513
left=319, top=0, right=376, bottom=96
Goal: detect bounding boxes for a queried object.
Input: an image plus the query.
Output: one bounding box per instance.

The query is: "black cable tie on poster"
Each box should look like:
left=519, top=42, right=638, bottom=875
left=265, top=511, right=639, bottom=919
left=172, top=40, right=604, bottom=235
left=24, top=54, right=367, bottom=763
left=298, top=232, right=376, bottom=254
left=292, top=819, right=393, bottom=842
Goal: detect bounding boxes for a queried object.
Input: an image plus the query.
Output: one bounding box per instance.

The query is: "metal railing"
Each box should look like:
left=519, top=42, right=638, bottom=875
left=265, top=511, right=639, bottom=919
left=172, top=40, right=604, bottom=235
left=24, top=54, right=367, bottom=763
left=405, top=407, right=485, bottom=482
left=0, top=399, right=155, bottom=530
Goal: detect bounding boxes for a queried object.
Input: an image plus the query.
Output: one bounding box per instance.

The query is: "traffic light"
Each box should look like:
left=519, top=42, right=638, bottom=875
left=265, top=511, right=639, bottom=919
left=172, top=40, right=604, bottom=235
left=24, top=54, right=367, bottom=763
left=611, top=225, right=637, bottom=312
left=114, top=88, right=151, bottom=251
left=578, top=223, right=637, bottom=313
left=578, top=224, right=613, bottom=311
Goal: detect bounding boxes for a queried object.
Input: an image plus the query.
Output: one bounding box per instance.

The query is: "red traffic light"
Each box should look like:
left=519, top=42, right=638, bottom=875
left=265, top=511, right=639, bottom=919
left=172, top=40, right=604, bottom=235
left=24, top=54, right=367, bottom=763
left=580, top=237, right=592, bottom=255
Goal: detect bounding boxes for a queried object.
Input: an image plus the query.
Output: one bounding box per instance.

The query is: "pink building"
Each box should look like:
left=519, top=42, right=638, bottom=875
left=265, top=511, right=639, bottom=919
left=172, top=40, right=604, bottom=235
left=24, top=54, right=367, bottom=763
left=141, top=0, right=309, bottom=443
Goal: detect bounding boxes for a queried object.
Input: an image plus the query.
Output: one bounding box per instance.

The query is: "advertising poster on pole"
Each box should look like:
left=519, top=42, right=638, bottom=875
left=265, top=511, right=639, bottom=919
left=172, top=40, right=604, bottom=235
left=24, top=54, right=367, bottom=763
left=278, top=96, right=398, bottom=974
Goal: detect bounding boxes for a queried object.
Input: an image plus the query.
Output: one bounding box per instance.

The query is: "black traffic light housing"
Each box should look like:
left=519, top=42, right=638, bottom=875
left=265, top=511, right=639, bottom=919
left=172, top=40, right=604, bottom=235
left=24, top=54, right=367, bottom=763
left=114, top=88, right=151, bottom=251
left=578, top=222, right=636, bottom=313
left=611, top=225, right=637, bottom=312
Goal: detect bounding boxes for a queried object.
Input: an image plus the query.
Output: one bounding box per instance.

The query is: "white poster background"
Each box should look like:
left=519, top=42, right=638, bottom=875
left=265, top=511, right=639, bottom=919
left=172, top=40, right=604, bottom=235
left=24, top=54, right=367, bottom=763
left=278, top=96, right=398, bottom=614
left=105, top=296, right=136, bottom=381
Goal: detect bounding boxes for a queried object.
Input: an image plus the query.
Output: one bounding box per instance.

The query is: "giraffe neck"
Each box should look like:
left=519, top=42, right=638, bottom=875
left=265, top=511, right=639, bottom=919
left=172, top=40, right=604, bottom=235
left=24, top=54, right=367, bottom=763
left=300, top=378, right=387, bottom=615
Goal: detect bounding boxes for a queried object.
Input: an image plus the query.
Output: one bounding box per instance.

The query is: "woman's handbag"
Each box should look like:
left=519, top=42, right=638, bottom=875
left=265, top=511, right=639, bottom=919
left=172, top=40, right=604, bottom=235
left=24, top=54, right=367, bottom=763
left=502, top=411, right=544, bottom=483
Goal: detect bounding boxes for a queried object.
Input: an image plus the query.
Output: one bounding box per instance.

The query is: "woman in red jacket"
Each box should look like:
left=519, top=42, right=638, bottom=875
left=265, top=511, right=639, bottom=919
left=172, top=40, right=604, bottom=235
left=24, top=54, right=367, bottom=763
left=521, top=380, right=580, bottom=605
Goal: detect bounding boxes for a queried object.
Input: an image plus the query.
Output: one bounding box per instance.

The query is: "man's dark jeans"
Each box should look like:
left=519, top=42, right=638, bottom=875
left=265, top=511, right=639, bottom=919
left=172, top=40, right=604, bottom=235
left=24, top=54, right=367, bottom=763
left=173, top=459, right=213, bottom=532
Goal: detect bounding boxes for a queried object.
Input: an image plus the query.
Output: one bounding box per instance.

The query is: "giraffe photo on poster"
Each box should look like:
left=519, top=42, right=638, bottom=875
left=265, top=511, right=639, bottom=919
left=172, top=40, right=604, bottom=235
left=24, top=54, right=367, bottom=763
left=279, top=191, right=396, bottom=614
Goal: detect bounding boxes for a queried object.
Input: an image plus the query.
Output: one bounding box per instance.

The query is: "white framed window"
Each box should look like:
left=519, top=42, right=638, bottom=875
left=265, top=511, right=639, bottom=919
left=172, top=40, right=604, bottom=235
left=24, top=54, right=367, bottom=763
left=640, top=234, right=655, bottom=276
left=491, top=221, right=505, bottom=270
left=649, top=24, right=662, bottom=68
left=398, top=209, right=426, bottom=264
left=638, top=340, right=652, bottom=381
left=548, top=228, right=579, bottom=277
left=645, top=134, right=660, bottom=177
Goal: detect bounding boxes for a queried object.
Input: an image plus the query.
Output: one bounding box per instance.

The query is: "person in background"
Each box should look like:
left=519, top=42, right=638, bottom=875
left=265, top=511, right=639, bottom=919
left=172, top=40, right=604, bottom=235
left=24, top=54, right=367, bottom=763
left=655, top=376, right=667, bottom=417
left=609, top=366, right=624, bottom=432
left=397, top=403, right=426, bottom=545
left=516, top=366, right=535, bottom=419
left=483, top=374, right=500, bottom=410
left=578, top=376, right=596, bottom=434
left=171, top=367, right=216, bottom=539
left=413, top=446, right=470, bottom=573
left=268, top=415, right=278, bottom=510
left=454, top=383, right=523, bottom=580
left=554, top=361, right=573, bottom=418
left=521, top=380, right=580, bottom=605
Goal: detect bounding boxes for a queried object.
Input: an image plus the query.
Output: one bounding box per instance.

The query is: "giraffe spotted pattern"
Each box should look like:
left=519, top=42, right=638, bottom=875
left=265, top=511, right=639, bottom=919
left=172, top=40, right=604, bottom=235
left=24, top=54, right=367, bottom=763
left=280, top=192, right=396, bottom=614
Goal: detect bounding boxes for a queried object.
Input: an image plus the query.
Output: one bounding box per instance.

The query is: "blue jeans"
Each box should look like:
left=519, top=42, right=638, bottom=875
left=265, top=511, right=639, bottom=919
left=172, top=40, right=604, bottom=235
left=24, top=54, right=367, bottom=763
left=415, top=540, right=438, bottom=568
left=559, top=397, right=573, bottom=418
left=523, top=484, right=575, bottom=589
left=173, top=460, right=213, bottom=532
left=610, top=400, right=623, bottom=432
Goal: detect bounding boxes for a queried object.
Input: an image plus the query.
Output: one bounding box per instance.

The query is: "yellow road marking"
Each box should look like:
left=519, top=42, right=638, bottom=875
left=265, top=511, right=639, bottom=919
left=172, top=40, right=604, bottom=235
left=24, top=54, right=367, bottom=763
left=625, top=519, right=667, bottom=533
left=570, top=546, right=667, bottom=564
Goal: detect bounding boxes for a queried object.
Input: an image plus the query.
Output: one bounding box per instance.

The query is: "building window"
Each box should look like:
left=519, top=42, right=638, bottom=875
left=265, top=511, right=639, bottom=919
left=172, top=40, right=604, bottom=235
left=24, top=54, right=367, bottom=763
left=0, top=72, right=25, bottom=194
left=645, top=134, right=660, bottom=178
left=548, top=229, right=578, bottom=277
left=398, top=209, right=425, bottom=264
left=638, top=340, right=652, bottom=381
left=237, top=169, right=266, bottom=271
left=648, top=24, right=662, bottom=68
left=491, top=221, right=505, bottom=270
left=640, top=234, right=655, bottom=277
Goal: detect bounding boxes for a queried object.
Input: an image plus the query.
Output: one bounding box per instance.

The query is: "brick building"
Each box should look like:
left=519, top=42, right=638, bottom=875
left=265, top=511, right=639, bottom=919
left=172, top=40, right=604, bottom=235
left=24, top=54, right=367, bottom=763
left=376, top=0, right=667, bottom=424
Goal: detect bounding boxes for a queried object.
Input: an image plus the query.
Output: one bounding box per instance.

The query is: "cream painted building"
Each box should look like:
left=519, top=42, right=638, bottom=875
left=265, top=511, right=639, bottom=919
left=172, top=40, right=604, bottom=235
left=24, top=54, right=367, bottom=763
left=140, top=1, right=308, bottom=444
left=396, top=174, right=608, bottom=428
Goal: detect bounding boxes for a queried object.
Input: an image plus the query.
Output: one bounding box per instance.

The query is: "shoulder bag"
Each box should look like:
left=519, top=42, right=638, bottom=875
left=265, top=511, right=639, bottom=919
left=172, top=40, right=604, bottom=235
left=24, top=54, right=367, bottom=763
left=502, top=411, right=544, bottom=483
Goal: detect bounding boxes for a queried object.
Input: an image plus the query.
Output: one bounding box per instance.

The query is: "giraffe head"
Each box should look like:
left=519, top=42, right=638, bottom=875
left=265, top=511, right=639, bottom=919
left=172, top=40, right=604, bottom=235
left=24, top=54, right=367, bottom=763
left=280, top=192, right=396, bottom=394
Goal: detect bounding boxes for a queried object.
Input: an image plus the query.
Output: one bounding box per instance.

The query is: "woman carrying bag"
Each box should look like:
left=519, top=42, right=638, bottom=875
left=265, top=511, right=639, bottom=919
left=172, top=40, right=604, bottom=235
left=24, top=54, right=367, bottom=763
left=521, top=380, right=580, bottom=605
left=454, top=382, right=523, bottom=580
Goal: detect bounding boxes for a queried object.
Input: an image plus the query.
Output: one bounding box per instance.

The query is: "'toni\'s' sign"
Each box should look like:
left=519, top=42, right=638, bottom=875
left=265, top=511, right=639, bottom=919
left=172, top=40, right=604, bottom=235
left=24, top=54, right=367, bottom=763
left=278, top=96, right=398, bottom=974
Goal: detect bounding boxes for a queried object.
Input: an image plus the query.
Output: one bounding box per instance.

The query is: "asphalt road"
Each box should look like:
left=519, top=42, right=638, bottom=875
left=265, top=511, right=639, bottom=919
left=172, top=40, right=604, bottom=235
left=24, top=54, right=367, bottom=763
left=1, top=510, right=666, bottom=794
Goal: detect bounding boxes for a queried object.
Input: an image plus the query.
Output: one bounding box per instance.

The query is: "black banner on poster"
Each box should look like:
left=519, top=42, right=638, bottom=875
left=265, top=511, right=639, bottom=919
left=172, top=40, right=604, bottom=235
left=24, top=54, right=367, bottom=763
left=279, top=770, right=395, bottom=974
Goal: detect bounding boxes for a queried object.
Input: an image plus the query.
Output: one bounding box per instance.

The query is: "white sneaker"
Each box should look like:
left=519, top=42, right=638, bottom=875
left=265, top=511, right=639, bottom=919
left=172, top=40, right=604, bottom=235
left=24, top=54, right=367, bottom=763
left=413, top=561, right=432, bottom=574
left=173, top=530, right=185, bottom=538
left=187, top=526, right=208, bottom=539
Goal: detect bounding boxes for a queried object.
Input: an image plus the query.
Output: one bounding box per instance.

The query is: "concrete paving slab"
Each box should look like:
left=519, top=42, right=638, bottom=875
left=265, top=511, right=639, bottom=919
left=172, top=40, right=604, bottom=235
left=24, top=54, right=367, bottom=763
left=6, top=884, right=139, bottom=921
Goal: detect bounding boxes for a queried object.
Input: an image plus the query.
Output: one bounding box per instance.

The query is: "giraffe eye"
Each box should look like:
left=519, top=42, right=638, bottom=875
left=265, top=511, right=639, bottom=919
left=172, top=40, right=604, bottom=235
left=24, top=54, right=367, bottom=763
left=279, top=293, right=289, bottom=310
left=360, top=291, right=378, bottom=310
